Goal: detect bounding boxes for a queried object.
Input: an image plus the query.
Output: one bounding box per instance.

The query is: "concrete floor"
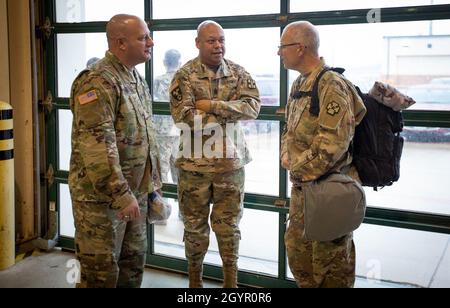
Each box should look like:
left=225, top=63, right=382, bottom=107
left=0, top=249, right=221, bottom=289
left=0, top=249, right=417, bottom=288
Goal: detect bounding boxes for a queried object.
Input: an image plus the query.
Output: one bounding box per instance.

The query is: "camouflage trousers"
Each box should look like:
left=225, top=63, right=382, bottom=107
left=156, top=135, right=179, bottom=183
left=72, top=196, right=148, bottom=288
left=285, top=187, right=356, bottom=288
left=178, top=168, right=245, bottom=270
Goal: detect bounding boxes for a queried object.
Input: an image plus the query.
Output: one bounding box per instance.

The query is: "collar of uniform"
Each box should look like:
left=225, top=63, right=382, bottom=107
left=105, top=51, right=138, bottom=84
left=194, top=57, right=232, bottom=79
left=299, top=57, right=328, bottom=91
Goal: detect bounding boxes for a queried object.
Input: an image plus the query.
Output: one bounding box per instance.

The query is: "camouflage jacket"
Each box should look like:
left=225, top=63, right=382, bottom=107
left=282, top=59, right=366, bottom=184
left=153, top=72, right=178, bottom=136
left=153, top=71, right=176, bottom=102
left=69, top=51, right=162, bottom=209
left=170, top=57, right=261, bottom=173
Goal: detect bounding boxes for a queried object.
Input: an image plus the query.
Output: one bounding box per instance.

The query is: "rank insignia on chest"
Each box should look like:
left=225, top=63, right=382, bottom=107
left=247, top=78, right=257, bottom=89
left=326, top=102, right=341, bottom=116
left=153, top=173, right=159, bottom=182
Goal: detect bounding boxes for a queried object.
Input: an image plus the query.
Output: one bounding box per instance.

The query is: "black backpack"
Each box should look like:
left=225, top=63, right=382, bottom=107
left=295, top=67, right=404, bottom=190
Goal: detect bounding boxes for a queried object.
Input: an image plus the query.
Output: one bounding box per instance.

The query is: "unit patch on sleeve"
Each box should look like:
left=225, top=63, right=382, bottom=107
left=320, top=100, right=346, bottom=130
left=171, top=82, right=182, bottom=102
left=326, top=102, right=341, bottom=116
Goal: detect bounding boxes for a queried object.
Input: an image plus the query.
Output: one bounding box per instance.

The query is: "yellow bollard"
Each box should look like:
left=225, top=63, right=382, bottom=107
left=0, top=101, right=14, bottom=270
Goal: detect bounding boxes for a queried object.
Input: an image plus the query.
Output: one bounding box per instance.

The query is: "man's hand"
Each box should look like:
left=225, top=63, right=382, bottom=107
left=117, top=198, right=140, bottom=222
left=195, top=100, right=212, bottom=113
left=281, top=153, right=291, bottom=170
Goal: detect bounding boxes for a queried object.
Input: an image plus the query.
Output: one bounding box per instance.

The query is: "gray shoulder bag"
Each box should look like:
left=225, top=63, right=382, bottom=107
left=302, top=173, right=366, bottom=242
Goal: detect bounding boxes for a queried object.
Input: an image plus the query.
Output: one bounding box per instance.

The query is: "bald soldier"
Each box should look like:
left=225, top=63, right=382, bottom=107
left=279, top=21, right=366, bottom=288
left=170, top=20, right=261, bottom=288
left=69, top=14, right=161, bottom=288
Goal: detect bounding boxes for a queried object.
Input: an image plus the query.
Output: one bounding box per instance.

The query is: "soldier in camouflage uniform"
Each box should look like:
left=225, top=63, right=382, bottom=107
left=86, top=57, right=100, bottom=69
left=170, top=20, right=261, bottom=288
left=154, top=49, right=181, bottom=102
left=153, top=49, right=181, bottom=184
left=279, top=21, right=366, bottom=288
left=69, top=14, right=161, bottom=288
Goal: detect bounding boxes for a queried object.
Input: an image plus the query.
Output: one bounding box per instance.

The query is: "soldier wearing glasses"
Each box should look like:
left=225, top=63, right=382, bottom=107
left=279, top=21, right=366, bottom=288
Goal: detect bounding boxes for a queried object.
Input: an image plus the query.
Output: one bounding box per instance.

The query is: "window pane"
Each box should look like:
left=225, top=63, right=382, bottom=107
left=288, top=70, right=297, bottom=92
left=59, top=110, right=73, bottom=171
left=57, top=33, right=145, bottom=98
left=153, top=115, right=179, bottom=184
left=286, top=129, right=450, bottom=215
left=288, top=20, right=450, bottom=111
left=227, top=28, right=280, bottom=106
left=153, top=28, right=280, bottom=106
left=153, top=198, right=224, bottom=267
left=154, top=199, right=185, bottom=260
left=290, top=0, right=449, bottom=12
left=354, top=224, right=449, bottom=287
left=153, top=0, right=279, bottom=19
left=153, top=116, right=280, bottom=195
left=287, top=223, right=450, bottom=287
left=57, top=33, right=106, bottom=98
left=152, top=30, right=198, bottom=102
left=244, top=121, right=280, bottom=196
left=365, top=128, right=450, bottom=216
left=56, top=0, right=144, bottom=23
left=239, top=209, right=279, bottom=276
left=60, top=184, right=75, bottom=238
left=154, top=200, right=279, bottom=276
left=287, top=173, right=292, bottom=198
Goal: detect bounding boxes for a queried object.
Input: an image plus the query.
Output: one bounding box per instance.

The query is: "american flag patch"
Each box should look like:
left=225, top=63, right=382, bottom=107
left=78, top=90, right=98, bottom=105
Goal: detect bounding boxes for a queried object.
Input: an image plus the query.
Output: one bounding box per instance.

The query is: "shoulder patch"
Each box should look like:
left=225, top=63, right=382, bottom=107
left=78, top=90, right=98, bottom=105
left=326, top=102, right=341, bottom=117
left=320, top=100, right=345, bottom=130
left=170, top=81, right=182, bottom=102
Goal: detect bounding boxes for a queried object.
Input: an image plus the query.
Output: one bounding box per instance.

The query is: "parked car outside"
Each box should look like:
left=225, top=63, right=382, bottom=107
left=255, top=75, right=279, bottom=107
left=404, top=77, right=450, bottom=111
left=402, top=127, right=450, bottom=143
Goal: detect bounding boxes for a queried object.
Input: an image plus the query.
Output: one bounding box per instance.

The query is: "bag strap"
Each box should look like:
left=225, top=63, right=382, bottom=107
left=311, top=67, right=346, bottom=116
left=316, top=164, right=352, bottom=183
left=292, top=67, right=346, bottom=117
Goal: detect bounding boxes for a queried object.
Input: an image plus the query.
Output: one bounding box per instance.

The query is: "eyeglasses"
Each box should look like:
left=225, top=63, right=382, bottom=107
left=278, top=42, right=306, bottom=50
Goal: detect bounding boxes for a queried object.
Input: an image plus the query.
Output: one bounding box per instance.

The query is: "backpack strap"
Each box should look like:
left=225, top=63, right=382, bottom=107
left=292, top=90, right=312, bottom=99
left=309, top=67, right=346, bottom=117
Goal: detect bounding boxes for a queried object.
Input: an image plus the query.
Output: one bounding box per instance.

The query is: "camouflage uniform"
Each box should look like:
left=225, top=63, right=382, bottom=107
left=69, top=51, right=162, bottom=288
left=154, top=71, right=176, bottom=102
left=282, top=59, right=366, bottom=288
left=170, top=57, right=260, bottom=287
left=153, top=71, right=179, bottom=183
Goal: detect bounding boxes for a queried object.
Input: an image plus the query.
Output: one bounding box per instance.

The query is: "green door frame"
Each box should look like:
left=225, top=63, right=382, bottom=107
left=44, top=0, right=450, bottom=288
